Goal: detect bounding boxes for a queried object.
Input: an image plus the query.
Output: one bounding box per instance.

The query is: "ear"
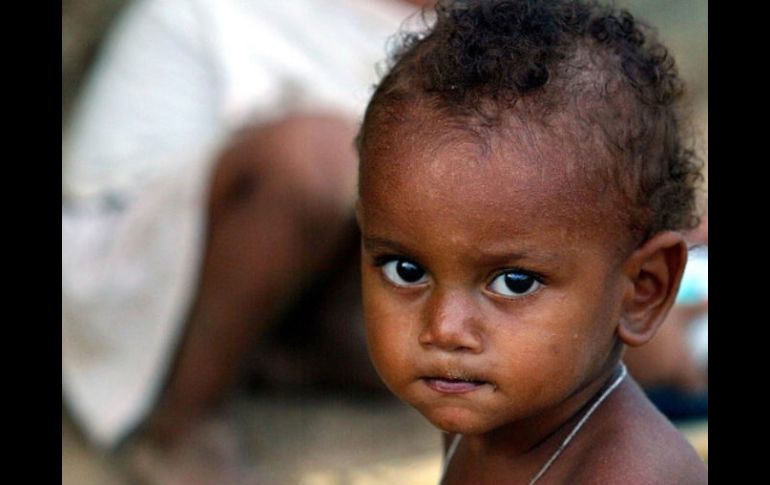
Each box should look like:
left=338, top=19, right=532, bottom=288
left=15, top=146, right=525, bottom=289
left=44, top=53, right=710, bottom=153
left=617, top=231, right=689, bottom=347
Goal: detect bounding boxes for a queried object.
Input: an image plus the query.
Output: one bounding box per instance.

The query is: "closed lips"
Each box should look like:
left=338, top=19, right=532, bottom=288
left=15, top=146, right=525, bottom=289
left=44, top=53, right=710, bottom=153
left=423, top=376, right=489, bottom=393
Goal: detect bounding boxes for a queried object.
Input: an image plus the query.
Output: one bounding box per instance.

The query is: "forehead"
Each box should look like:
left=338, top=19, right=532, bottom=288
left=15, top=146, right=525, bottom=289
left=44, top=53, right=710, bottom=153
left=359, top=107, right=631, bottom=255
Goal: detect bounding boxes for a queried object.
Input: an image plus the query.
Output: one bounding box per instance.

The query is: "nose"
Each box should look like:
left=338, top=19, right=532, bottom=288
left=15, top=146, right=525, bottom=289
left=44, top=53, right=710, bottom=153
left=418, top=288, right=484, bottom=353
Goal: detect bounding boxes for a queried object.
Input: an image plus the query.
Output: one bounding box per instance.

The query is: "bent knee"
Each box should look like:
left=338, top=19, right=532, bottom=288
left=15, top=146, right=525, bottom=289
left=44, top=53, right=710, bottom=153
left=211, top=114, right=359, bottom=218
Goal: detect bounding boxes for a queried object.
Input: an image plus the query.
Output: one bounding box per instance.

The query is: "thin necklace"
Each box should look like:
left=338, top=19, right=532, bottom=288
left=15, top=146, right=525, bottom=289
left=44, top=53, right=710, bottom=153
left=439, top=364, right=627, bottom=485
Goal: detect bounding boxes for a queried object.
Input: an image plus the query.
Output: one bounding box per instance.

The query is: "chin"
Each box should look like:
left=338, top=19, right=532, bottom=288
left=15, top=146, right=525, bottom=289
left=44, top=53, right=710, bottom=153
left=420, top=406, right=491, bottom=435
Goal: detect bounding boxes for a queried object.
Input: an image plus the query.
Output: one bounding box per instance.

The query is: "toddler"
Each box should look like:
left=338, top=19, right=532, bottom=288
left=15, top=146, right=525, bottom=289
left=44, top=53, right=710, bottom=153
left=355, top=0, right=708, bottom=483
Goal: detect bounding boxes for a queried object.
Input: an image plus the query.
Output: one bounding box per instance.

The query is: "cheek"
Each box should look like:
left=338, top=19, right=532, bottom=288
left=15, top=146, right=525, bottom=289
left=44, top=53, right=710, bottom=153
left=538, top=274, right=624, bottom=336
left=525, top=283, right=623, bottom=373
left=487, top=287, right=621, bottom=381
left=361, top=270, right=415, bottom=382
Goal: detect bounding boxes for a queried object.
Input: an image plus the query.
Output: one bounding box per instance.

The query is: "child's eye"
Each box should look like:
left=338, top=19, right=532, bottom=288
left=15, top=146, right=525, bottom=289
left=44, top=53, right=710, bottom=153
left=381, top=259, right=428, bottom=287
left=488, top=271, right=542, bottom=298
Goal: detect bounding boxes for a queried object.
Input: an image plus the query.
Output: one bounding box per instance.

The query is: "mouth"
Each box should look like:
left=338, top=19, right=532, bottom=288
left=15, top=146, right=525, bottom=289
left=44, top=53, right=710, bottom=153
left=421, top=376, right=490, bottom=394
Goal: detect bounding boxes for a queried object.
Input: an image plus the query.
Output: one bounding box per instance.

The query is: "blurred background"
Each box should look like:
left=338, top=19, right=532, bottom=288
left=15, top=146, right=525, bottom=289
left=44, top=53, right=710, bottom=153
left=62, top=1, right=707, bottom=484
left=62, top=0, right=708, bottom=148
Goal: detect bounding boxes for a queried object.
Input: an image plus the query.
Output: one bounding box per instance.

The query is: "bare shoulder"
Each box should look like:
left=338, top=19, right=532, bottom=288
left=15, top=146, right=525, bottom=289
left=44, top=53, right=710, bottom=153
left=561, top=379, right=707, bottom=485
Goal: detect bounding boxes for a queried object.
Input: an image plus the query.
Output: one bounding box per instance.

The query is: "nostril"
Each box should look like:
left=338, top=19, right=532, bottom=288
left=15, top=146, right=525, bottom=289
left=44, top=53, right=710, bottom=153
left=418, top=324, right=482, bottom=353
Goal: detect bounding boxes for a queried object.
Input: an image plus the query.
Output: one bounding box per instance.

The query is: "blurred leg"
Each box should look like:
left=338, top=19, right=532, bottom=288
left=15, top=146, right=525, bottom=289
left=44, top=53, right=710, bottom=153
left=142, top=113, right=360, bottom=446
left=246, top=235, right=387, bottom=394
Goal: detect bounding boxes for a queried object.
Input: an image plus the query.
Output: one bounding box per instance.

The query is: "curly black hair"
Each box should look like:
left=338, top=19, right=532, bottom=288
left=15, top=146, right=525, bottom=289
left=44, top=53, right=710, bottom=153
left=357, top=0, right=704, bottom=242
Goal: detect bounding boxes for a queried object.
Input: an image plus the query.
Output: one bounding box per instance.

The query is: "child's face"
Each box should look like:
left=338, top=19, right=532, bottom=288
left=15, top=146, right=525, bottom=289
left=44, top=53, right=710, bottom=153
left=358, top=115, right=632, bottom=436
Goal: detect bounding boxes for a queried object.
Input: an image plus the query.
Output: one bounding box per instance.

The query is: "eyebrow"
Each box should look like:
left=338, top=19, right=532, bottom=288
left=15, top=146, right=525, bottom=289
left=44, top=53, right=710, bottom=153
left=472, top=247, right=564, bottom=267
left=362, top=235, right=565, bottom=266
left=362, top=235, right=416, bottom=256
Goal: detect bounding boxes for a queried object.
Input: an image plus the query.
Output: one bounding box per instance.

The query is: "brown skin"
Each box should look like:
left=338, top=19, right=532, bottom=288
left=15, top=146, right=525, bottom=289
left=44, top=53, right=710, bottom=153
left=358, top=107, right=707, bottom=484
left=549, top=379, right=707, bottom=485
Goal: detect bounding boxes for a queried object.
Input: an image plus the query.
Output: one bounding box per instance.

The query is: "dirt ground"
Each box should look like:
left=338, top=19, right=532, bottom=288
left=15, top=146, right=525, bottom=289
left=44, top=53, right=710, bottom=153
left=62, top=390, right=445, bottom=485
left=62, top=389, right=707, bottom=485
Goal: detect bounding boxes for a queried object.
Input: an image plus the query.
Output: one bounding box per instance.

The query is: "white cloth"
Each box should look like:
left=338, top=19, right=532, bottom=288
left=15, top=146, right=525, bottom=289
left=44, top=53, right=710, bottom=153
left=62, top=0, right=420, bottom=448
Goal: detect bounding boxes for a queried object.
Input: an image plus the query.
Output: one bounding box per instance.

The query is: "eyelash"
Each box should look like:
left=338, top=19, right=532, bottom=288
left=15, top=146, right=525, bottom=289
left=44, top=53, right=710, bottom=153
left=374, top=255, right=428, bottom=287
left=487, top=269, right=545, bottom=299
left=372, top=255, right=546, bottom=297
left=373, top=255, right=402, bottom=267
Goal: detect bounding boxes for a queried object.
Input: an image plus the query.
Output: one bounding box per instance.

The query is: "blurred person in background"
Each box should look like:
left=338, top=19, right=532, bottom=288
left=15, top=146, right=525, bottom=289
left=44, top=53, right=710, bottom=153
left=62, top=0, right=433, bottom=481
